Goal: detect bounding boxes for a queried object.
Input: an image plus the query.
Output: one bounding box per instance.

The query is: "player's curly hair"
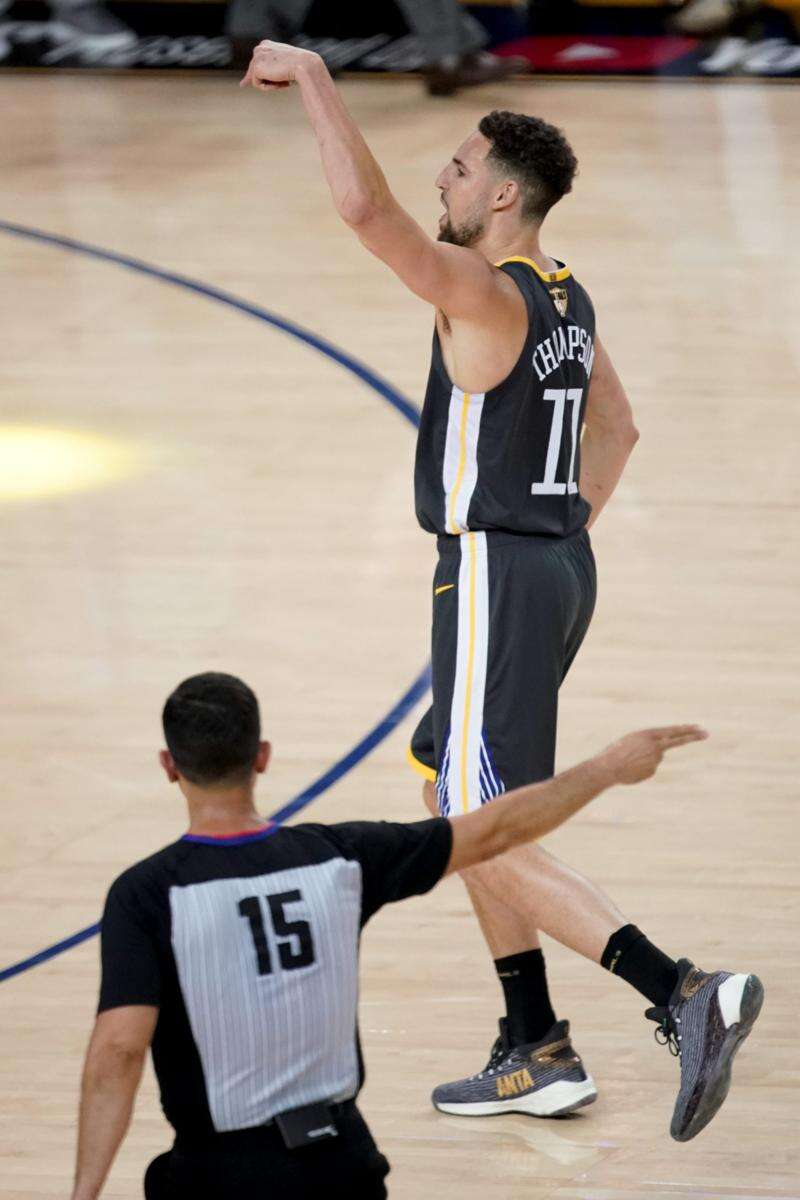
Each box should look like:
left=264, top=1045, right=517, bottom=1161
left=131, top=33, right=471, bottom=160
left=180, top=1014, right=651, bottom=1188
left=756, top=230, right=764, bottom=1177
left=478, top=110, right=578, bottom=223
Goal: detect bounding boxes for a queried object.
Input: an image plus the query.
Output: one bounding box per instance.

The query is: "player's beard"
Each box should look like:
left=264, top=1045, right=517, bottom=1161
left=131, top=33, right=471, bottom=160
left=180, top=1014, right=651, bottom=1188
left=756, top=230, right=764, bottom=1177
left=437, top=213, right=485, bottom=248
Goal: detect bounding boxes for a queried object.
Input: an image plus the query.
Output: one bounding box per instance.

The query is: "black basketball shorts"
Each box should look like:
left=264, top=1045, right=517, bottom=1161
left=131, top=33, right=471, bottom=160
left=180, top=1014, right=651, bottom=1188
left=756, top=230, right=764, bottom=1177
left=409, top=528, right=596, bottom=815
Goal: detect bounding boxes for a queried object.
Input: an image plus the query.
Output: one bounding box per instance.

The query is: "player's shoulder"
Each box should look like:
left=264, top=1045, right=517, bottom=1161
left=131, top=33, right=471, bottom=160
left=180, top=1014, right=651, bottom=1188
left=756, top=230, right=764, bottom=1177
left=494, top=256, right=540, bottom=288
left=495, top=256, right=594, bottom=315
left=569, top=272, right=593, bottom=302
left=561, top=267, right=594, bottom=314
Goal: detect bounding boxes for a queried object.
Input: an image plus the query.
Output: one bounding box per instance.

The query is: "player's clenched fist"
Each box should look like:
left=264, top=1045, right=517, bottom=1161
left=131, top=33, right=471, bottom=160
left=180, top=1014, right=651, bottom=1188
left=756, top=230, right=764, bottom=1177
left=601, top=725, right=708, bottom=785
left=239, top=40, right=322, bottom=91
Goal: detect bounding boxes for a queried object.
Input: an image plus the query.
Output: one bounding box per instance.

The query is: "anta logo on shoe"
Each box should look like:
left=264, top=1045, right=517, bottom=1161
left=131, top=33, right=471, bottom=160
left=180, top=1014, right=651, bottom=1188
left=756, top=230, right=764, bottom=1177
left=681, top=968, right=707, bottom=999
left=496, top=1068, right=534, bottom=1098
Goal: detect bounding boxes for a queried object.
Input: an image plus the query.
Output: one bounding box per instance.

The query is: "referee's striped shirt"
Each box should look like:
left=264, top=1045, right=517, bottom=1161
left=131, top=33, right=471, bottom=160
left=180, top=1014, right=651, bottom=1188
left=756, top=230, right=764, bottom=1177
left=98, top=819, right=452, bottom=1137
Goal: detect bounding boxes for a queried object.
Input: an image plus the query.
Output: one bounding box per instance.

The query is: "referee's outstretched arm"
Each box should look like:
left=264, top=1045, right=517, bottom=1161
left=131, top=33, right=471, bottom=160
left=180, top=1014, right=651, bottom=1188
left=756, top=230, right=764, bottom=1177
left=68, top=672, right=705, bottom=1200
left=445, top=725, right=707, bottom=874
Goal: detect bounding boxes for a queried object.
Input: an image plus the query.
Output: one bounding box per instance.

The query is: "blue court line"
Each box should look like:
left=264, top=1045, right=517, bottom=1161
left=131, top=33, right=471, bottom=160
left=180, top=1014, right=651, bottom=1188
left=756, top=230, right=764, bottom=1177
left=0, top=662, right=431, bottom=985
left=0, top=220, right=430, bottom=984
left=0, top=923, right=102, bottom=983
left=0, top=220, right=421, bottom=430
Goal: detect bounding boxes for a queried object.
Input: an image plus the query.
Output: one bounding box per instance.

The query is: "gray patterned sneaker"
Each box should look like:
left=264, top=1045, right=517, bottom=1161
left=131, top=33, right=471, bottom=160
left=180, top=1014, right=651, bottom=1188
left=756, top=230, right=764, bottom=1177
left=646, top=958, right=764, bottom=1142
left=432, top=1018, right=597, bottom=1117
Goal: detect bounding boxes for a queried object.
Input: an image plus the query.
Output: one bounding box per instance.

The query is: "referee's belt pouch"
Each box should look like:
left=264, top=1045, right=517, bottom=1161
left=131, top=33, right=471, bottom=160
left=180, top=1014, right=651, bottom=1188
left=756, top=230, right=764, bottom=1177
left=274, top=1101, right=340, bottom=1150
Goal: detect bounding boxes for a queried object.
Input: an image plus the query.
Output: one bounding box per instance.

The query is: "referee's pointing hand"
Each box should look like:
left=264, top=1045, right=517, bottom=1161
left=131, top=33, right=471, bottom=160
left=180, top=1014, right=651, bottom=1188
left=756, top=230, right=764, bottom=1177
left=602, top=725, right=709, bottom=785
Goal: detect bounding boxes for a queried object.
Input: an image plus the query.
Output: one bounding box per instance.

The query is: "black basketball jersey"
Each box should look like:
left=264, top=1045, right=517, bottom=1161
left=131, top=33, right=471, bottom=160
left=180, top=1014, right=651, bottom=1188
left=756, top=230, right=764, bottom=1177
left=414, top=257, right=596, bottom=538
left=97, top=819, right=451, bottom=1138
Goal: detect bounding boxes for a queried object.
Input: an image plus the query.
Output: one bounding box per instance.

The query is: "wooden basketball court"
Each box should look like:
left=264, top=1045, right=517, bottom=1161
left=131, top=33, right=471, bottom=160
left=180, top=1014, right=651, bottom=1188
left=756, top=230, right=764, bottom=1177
left=1, top=72, right=798, bottom=1198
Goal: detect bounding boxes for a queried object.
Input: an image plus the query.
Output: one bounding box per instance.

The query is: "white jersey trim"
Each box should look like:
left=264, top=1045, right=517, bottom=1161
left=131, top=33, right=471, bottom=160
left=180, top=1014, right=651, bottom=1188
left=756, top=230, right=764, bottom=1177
left=442, top=386, right=485, bottom=535
left=445, top=531, right=490, bottom=814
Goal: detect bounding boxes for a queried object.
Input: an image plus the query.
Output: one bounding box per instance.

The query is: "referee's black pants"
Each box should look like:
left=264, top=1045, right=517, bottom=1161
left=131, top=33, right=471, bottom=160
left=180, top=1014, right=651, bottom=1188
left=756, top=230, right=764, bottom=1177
left=144, top=1102, right=389, bottom=1199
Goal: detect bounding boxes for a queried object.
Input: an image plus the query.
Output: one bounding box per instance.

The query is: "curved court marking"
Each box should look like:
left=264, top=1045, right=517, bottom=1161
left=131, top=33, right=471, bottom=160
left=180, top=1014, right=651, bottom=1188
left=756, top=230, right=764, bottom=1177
left=0, top=219, right=430, bottom=984
left=0, top=220, right=421, bottom=428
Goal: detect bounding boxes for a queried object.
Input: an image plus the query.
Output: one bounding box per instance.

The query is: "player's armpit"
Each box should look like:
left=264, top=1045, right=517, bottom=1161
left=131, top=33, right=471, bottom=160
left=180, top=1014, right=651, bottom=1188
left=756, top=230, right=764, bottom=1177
left=353, top=199, right=522, bottom=322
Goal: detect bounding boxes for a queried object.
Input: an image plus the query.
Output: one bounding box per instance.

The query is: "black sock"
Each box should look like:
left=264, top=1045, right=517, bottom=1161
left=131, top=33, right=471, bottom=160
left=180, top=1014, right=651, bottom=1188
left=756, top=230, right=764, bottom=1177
left=494, top=949, right=557, bottom=1046
left=601, top=924, right=679, bottom=1007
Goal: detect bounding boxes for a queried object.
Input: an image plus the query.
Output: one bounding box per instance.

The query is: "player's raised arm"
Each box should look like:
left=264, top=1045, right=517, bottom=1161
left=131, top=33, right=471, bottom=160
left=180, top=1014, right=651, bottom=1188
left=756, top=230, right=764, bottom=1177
left=445, top=726, right=707, bottom=874
left=239, top=42, right=517, bottom=321
left=580, top=335, right=640, bottom=528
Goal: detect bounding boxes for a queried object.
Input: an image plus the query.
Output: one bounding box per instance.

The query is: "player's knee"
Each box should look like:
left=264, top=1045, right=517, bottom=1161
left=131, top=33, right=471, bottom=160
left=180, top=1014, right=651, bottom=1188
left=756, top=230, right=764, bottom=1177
left=422, top=780, right=438, bottom=817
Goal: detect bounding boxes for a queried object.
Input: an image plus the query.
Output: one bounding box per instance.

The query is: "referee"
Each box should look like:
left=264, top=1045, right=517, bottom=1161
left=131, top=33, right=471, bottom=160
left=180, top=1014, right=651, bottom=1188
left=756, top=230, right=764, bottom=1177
left=70, top=672, right=703, bottom=1200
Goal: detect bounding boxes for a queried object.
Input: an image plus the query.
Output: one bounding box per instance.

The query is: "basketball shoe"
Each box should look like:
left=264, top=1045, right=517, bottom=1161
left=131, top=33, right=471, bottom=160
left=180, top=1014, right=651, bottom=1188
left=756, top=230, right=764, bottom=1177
left=646, top=958, right=764, bottom=1142
left=432, top=1018, right=597, bottom=1117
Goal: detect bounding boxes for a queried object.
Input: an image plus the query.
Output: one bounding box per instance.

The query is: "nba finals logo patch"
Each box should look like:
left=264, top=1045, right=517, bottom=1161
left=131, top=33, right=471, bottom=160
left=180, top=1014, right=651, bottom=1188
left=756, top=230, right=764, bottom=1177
left=550, top=287, right=568, bottom=318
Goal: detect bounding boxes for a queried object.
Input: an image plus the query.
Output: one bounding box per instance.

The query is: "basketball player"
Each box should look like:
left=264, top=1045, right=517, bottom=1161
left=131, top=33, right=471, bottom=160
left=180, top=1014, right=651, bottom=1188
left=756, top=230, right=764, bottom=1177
left=70, top=671, right=714, bottom=1200
left=239, top=44, right=763, bottom=1139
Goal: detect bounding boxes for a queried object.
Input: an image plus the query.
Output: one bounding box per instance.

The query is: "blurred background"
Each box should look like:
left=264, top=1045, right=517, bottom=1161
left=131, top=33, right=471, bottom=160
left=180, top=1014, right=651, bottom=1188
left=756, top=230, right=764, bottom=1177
left=1, top=0, right=799, bottom=79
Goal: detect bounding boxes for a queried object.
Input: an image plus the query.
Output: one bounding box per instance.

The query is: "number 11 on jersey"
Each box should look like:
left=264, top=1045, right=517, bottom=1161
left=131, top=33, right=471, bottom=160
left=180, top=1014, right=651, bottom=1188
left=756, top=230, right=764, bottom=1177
left=532, top=387, right=583, bottom=496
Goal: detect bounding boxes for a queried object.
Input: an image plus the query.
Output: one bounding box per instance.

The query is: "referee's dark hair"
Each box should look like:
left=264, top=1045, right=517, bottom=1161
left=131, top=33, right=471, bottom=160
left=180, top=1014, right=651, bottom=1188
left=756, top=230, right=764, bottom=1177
left=478, top=110, right=578, bottom=224
left=162, top=672, right=261, bottom=786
